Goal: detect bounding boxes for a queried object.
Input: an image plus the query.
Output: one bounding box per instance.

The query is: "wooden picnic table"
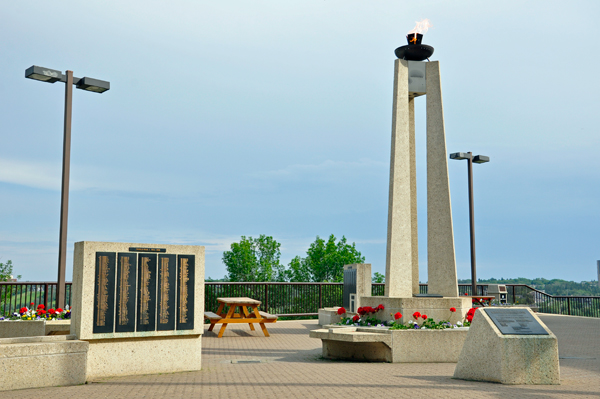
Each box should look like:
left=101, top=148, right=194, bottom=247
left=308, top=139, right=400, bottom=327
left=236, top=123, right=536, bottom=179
left=204, top=297, right=278, bottom=338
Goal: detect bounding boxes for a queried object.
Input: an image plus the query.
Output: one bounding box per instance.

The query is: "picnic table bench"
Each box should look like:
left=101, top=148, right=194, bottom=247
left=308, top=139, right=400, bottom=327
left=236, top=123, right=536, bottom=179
left=204, top=297, right=278, bottom=338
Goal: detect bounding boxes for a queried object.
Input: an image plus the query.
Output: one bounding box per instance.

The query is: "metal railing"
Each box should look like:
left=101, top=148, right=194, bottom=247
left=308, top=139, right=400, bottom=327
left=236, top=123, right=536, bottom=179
left=1, top=281, right=598, bottom=318
left=0, top=282, right=72, bottom=315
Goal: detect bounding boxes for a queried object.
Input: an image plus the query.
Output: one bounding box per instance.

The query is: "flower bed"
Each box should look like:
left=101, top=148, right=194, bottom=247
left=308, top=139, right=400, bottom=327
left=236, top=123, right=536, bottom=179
left=337, top=305, right=476, bottom=330
left=0, top=303, right=71, bottom=321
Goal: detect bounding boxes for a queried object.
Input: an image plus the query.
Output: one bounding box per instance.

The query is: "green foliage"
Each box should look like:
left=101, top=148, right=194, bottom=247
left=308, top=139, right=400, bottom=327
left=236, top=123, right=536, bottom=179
left=458, top=277, right=600, bottom=297
left=372, top=272, right=385, bottom=283
left=0, top=260, right=20, bottom=281
left=222, top=235, right=284, bottom=282
left=287, top=234, right=365, bottom=282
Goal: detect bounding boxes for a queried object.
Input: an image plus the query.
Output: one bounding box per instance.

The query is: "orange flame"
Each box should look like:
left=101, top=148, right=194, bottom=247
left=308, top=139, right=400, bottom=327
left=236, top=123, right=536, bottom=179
left=407, top=18, right=432, bottom=36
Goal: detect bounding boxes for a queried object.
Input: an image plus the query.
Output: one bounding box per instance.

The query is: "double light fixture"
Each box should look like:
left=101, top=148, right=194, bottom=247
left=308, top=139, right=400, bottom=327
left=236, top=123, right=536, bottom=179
left=25, top=65, right=110, bottom=93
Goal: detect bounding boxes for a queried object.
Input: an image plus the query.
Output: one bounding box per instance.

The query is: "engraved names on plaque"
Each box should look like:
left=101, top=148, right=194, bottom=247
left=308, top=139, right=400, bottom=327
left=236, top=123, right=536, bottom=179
left=176, top=255, right=195, bottom=330
left=485, top=308, right=549, bottom=335
left=157, top=254, right=176, bottom=331
left=137, top=253, right=157, bottom=332
left=91, top=248, right=196, bottom=335
left=115, top=253, right=137, bottom=332
left=93, top=252, right=116, bottom=334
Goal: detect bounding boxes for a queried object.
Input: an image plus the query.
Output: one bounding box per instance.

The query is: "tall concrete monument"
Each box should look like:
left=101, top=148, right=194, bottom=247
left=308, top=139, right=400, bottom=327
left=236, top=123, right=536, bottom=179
left=363, top=30, right=470, bottom=323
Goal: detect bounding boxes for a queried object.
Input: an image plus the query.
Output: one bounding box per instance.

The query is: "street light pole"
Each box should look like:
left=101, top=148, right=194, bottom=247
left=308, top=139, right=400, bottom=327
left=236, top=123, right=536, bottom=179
left=466, top=152, right=477, bottom=297
left=449, top=151, right=489, bottom=297
left=57, top=71, right=74, bottom=309
left=25, top=65, right=109, bottom=309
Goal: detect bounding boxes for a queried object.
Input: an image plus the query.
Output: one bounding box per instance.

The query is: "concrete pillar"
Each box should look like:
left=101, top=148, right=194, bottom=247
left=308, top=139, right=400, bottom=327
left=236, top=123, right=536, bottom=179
left=426, top=61, right=459, bottom=297
left=409, top=94, right=419, bottom=296
left=385, top=59, right=414, bottom=298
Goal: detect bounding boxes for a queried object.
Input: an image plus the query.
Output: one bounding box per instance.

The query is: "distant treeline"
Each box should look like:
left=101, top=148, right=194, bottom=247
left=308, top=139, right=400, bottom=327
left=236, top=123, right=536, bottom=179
left=458, top=277, right=600, bottom=297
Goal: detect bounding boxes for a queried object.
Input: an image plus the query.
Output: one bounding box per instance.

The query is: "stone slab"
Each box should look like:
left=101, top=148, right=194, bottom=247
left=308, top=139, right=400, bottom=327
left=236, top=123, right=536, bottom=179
left=85, top=334, right=202, bottom=380
left=453, top=307, right=560, bottom=384
left=0, top=335, right=88, bottom=391
left=0, top=320, right=45, bottom=338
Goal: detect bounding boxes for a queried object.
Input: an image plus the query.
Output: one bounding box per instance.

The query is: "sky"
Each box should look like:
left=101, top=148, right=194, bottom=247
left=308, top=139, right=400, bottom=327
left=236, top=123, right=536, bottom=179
left=1, top=1, right=599, bottom=283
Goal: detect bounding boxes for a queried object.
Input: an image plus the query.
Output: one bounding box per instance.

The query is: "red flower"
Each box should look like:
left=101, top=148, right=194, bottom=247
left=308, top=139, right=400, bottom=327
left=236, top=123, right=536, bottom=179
left=30, top=302, right=35, bottom=306
left=357, top=307, right=363, bottom=314
left=450, top=307, right=456, bottom=312
left=421, top=314, right=428, bottom=320
left=48, top=309, right=56, bottom=315
left=20, top=307, right=28, bottom=314
left=466, top=314, right=474, bottom=323
left=37, top=310, right=46, bottom=315
left=464, top=293, right=468, bottom=296
left=394, top=312, right=402, bottom=320
left=412, top=312, right=421, bottom=319
left=37, top=304, right=45, bottom=310
left=467, top=308, right=476, bottom=316
left=337, top=307, right=346, bottom=315
left=352, top=315, right=359, bottom=322
left=377, top=304, right=385, bottom=311
left=56, top=308, right=63, bottom=313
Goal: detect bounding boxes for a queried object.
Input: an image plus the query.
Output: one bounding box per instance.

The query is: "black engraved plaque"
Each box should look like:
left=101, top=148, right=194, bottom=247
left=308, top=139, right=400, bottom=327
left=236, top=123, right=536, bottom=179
left=93, top=252, right=116, bottom=334
left=176, top=255, right=195, bottom=330
left=485, top=308, right=549, bottom=335
left=157, top=254, right=176, bottom=331
left=137, top=253, right=157, bottom=332
left=115, top=253, right=137, bottom=333
left=129, top=247, right=166, bottom=253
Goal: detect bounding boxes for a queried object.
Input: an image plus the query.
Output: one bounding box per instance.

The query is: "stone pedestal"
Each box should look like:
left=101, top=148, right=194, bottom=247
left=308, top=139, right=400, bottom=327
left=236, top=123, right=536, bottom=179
left=343, top=263, right=371, bottom=312
left=453, top=307, right=560, bottom=385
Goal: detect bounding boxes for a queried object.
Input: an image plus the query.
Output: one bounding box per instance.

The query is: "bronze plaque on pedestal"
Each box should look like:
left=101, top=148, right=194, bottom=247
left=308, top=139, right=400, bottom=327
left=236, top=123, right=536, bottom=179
left=137, top=253, right=157, bottom=332
left=485, top=308, right=549, bottom=335
left=93, top=252, right=116, bottom=334
left=115, top=253, right=137, bottom=333
left=157, top=254, right=176, bottom=331
left=176, top=255, right=195, bottom=330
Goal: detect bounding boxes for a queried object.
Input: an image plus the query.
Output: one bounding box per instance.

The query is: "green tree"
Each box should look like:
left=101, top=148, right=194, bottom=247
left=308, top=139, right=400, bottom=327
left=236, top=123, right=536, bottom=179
left=287, top=234, right=366, bottom=282
left=0, top=260, right=20, bottom=310
left=372, top=272, right=385, bottom=283
left=222, top=235, right=284, bottom=282
left=0, top=260, right=20, bottom=281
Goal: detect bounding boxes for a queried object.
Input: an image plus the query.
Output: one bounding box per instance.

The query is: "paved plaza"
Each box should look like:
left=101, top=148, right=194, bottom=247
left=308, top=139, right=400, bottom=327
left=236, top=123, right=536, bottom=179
left=3, top=314, right=599, bottom=398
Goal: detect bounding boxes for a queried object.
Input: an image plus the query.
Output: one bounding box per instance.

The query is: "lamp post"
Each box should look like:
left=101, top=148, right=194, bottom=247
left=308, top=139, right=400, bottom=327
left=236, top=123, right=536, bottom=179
left=449, top=151, right=489, bottom=297
left=25, top=66, right=110, bottom=308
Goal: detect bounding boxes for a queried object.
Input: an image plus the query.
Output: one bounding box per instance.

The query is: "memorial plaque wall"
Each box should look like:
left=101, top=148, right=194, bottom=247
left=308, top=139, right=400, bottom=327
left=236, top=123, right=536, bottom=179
left=137, top=253, right=157, bottom=332
left=93, top=252, right=116, bottom=334
left=177, top=255, right=195, bottom=330
left=89, top=247, right=197, bottom=335
left=157, top=254, right=176, bottom=331
left=115, top=253, right=137, bottom=333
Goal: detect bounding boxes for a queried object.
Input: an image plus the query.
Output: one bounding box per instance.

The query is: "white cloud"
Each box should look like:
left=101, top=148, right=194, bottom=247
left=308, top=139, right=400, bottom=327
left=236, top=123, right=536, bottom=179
left=0, top=158, right=60, bottom=190
left=253, top=158, right=386, bottom=182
